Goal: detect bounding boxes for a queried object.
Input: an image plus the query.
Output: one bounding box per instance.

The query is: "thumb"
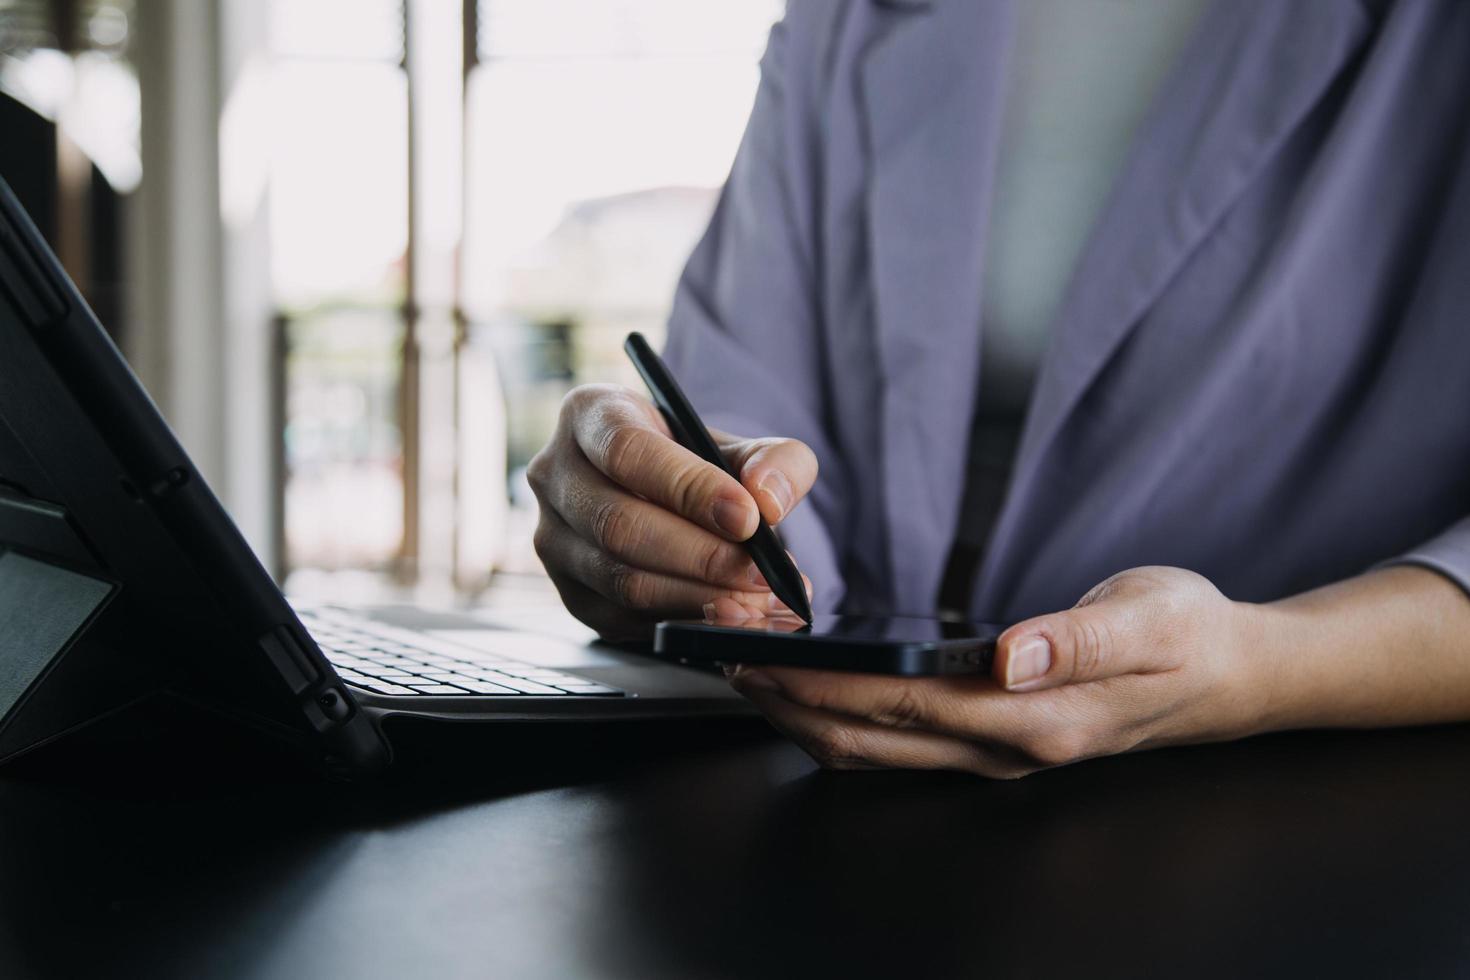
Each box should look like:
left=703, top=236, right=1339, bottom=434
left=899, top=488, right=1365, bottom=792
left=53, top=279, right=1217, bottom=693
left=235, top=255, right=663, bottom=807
left=994, top=588, right=1157, bottom=692
left=716, top=433, right=818, bottom=527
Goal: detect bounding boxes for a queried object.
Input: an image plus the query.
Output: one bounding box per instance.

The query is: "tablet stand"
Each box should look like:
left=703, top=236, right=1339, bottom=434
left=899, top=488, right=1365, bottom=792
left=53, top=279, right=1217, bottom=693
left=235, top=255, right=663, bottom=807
left=0, top=497, right=157, bottom=764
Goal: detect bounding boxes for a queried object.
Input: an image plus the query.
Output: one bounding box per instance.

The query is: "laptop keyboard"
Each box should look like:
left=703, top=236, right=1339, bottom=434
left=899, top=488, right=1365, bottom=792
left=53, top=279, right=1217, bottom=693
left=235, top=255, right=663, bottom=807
left=297, top=609, right=625, bottom=698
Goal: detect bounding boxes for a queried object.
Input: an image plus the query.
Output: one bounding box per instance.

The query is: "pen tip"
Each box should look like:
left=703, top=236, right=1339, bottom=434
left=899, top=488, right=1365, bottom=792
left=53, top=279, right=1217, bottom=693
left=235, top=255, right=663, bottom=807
left=792, top=596, right=814, bottom=626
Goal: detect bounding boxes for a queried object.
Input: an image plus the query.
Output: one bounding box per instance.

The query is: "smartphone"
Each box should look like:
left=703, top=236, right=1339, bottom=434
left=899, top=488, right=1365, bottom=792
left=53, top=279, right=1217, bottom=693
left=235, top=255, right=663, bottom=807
left=654, top=614, right=1004, bottom=676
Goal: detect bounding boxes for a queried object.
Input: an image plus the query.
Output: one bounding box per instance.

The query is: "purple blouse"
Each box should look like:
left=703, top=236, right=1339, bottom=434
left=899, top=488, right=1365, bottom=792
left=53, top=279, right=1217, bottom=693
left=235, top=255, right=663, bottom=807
left=664, top=0, right=1470, bottom=622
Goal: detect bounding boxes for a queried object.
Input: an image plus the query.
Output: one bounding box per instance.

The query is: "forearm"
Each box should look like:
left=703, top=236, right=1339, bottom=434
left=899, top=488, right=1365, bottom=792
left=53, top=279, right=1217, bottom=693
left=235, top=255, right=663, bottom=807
left=1248, top=565, right=1470, bottom=732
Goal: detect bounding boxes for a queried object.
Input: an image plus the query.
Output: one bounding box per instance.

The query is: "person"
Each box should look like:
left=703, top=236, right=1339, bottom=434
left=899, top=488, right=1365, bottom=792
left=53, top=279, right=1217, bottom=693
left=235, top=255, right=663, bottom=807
left=527, top=0, right=1470, bottom=776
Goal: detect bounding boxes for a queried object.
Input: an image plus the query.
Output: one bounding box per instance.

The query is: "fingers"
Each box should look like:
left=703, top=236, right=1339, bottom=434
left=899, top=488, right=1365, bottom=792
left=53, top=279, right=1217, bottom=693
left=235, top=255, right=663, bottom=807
left=993, top=574, right=1179, bottom=692
left=534, top=447, right=759, bottom=589
left=528, top=382, right=822, bottom=638
left=568, top=387, right=759, bottom=541
left=716, top=431, right=819, bottom=526
left=734, top=683, right=1031, bottom=777
left=729, top=664, right=1031, bottom=742
left=730, top=666, right=1136, bottom=772
left=535, top=510, right=782, bottom=621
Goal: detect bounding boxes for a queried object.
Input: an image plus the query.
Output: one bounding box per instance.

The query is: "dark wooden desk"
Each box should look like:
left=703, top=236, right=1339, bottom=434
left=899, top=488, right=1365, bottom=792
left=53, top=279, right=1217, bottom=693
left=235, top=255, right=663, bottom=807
left=3, top=706, right=1470, bottom=979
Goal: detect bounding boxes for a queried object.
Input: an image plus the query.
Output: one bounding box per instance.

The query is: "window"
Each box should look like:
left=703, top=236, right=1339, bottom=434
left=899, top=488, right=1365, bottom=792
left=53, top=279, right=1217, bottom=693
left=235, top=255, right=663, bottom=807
left=257, top=0, right=785, bottom=595
left=267, top=0, right=409, bottom=580
left=463, top=0, right=783, bottom=578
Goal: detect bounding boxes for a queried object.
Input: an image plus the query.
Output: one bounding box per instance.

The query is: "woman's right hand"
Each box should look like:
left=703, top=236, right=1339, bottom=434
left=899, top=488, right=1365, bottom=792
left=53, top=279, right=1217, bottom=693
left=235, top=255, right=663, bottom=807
left=527, top=384, right=817, bottom=641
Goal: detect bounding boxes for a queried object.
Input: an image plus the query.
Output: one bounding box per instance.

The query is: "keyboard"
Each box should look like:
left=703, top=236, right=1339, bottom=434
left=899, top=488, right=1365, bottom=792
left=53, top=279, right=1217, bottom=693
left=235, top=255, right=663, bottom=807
left=297, top=608, right=625, bottom=698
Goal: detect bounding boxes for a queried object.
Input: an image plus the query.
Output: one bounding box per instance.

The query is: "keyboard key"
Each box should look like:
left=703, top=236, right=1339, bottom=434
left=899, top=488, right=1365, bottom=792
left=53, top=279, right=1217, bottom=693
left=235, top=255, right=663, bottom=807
left=367, top=668, right=413, bottom=679
left=483, top=676, right=566, bottom=695
left=357, top=681, right=416, bottom=695
left=465, top=668, right=522, bottom=681
left=454, top=680, right=520, bottom=695
left=376, top=644, right=432, bottom=656
left=407, top=684, right=472, bottom=695
left=440, top=669, right=487, bottom=681
left=444, top=652, right=515, bottom=666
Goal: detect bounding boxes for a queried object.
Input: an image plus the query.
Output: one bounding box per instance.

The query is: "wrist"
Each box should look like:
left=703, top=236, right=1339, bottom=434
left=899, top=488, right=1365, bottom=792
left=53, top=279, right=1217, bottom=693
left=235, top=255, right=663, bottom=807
left=1224, top=597, right=1294, bottom=738
left=1243, top=567, right=1470, bottom=732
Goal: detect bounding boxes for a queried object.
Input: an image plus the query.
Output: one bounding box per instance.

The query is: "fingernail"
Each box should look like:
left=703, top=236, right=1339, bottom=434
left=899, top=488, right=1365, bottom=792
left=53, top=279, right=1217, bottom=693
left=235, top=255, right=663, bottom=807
left=702, top=602, right=717, bottom=622
left=713, top=498, right=750, bottom=537
left=757, top=471, right=793, bottom=522
left=1005, top=636, right=1052, bottom=689
left=746, top=564, right=769, bottom=588
left=730, top=665, right=779, bottom=692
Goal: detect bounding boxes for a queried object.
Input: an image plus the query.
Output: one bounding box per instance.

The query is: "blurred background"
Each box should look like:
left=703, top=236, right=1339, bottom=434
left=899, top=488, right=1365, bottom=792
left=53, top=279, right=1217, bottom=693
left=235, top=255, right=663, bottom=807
left=0, top=0, right=783, bottom=605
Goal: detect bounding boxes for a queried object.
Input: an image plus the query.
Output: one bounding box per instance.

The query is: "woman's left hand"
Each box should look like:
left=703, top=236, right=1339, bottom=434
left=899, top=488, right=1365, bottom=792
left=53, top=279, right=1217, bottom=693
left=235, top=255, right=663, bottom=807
left=723, top=566, right=1271, bottom=777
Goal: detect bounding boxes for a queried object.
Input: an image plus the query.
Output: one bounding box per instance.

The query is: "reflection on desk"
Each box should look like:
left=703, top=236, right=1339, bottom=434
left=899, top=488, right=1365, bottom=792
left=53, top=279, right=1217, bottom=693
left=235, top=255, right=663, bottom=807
left=2, top=704, right=1469, bottom=979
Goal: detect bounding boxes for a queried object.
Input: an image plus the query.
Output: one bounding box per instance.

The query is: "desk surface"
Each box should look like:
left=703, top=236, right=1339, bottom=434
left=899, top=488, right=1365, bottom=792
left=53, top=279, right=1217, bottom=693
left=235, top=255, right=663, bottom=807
left=3, top=706, right=1470, bottom=979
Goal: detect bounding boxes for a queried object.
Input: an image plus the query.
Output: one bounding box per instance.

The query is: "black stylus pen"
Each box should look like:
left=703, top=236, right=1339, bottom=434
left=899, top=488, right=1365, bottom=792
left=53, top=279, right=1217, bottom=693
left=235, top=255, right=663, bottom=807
left=623, top=332, right=814, bottom=625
